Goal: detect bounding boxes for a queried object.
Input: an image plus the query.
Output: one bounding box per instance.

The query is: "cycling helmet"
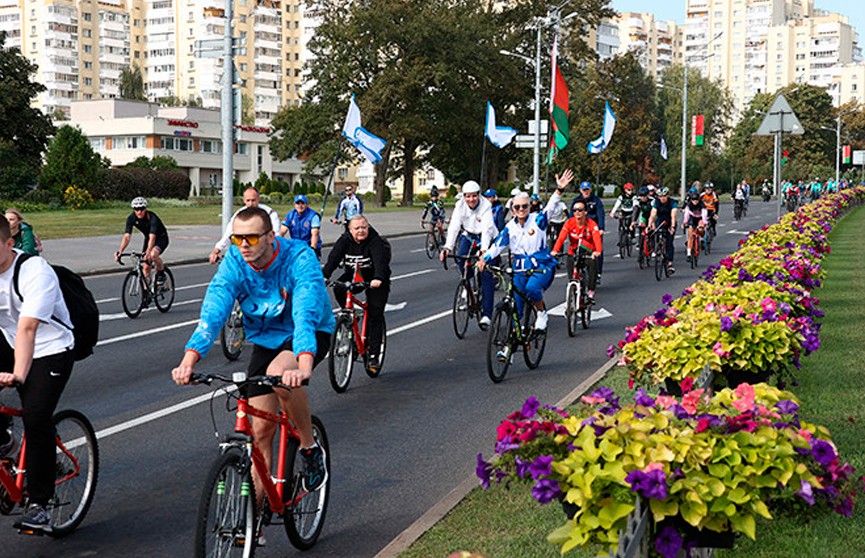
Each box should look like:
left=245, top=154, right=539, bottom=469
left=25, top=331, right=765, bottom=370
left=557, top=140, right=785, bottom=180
left=638, top=186, right=649, bottom=196
left=530, top=193, right=540, bottom=201
left=430, top=186, right=439, bottom=197
left=483, top=188, right=497, bottom=197
left=579, top=181, right=592, bottom=191
left=688, top=191, right=700, bottom=201
left=705, top=183, right=714, bottom=190
left=689, top=186, right=699, bottom=195
left=647, top=184, right=656, bottom=192
left=131, top=196, right=148, bottom=209
left=623, top=182, right=634, bottom=191
left=657, top=186, right=670, bottom=196
left=462, top=180, right=481, bottom=194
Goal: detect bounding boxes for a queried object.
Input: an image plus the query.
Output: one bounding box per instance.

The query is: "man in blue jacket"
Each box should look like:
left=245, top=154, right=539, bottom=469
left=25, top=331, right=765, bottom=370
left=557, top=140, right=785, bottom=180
left=172, top=207, right=335, bottom=495
left=571, top=181, right=606, bottom=282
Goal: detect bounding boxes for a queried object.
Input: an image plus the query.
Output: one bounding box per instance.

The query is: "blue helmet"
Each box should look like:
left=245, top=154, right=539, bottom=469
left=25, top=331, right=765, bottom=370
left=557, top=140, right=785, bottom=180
left=530, top=193, right=540, bottom=201
left=579, top=181, right=592, bottom=191
left=483, top=188, right=497, bottom=197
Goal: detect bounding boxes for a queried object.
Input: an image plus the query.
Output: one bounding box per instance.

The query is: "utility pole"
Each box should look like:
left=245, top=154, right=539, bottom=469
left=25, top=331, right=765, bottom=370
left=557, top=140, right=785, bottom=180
left=221, top=0, right=235, bottom=230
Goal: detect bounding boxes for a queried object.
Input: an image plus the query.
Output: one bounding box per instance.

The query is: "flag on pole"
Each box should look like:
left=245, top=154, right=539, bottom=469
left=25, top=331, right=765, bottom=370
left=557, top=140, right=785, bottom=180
left=587, top=101, right=616, bottom=154
left=691, top=114, right=705, bottom=146
left=782, top=150, right=789, bottom=166
left=485, top=101, right=517, bottom=148
left=342, top=94, right=386, bottom=164
left=660, top=136, right=668, bottom=160
left=546, top=36, right=569, bottom=163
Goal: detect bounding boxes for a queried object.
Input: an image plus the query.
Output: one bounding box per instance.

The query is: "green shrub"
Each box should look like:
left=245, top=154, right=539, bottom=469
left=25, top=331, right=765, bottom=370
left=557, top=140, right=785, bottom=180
left=96, top=168, right=190, bottom=201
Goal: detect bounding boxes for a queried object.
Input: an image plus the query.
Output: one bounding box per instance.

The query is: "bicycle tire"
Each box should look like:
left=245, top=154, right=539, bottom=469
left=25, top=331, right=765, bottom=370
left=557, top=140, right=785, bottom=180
left=625, top=230, right=633, bottom=257
left=220, top=301, right=245, bottom=361
left=486, top=305, right=512, bottom=383
left=154, top=267, right=175, bottom=313
left=565, top=282, right=579, bottom=337
left=580, top=278, right=592, bottom=330
left=638, top=235, right=647, bottom=269
left=328, top=316, right=354, bottom=393
left=654, top=246, right=664, bottom=282
left=121, top=271, right=146, bottom=319
left=523, top=305, right=546, bottom=370
left=704, top=229, right=712, bottom=255
left=424, top=232, right=436, bottom=259
left=452, top=280, right=471, bottom=339
left=363, top=316, right=386, bottom=378
left=195, top=447, right=257, bottom=558
left=283, top=416, right=330, bottom=550
left=48, top=410, right=99, bottom=537
left=618, top=227, right=627, bottom=259
left=691, top=233, right=700, bottom=268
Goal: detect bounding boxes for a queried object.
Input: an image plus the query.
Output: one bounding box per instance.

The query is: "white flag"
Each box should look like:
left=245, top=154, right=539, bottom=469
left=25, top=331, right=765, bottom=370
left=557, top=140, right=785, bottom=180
left=485, top=101, right=517, bottom=149
left=587, top=101, right=617, bottom=154
left=660, top=137, right=668, bottom=160
left=342, top=94, right=387, bottom=164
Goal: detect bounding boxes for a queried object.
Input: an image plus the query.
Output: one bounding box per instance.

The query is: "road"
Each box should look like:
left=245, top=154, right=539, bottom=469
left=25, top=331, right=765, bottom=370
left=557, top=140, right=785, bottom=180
left=1, top=202, right=778, bottom=557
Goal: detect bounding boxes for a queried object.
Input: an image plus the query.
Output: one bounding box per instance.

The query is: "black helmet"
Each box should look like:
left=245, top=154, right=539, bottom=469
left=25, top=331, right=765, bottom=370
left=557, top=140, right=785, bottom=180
left=638, top=186, right=649, bottom=196
left=688, top=191, right=700, bottom=201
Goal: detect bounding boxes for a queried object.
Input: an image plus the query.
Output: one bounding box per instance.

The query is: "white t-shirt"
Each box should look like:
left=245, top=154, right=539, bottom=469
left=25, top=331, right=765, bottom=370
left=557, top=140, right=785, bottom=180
left=0, top=251, right=74, bottom=358
left=213, top=203, right=282, bottom=253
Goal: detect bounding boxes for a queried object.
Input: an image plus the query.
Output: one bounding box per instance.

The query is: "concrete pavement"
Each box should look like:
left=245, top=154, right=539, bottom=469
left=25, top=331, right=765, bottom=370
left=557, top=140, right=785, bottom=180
left=40, top=210, right=428, bottom=276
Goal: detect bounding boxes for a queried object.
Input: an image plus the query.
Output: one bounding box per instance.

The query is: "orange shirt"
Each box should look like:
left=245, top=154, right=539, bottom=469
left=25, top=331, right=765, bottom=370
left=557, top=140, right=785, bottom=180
left=701, top=191, right=718, bottom=211
left=553, top=217, right=603, bottom=255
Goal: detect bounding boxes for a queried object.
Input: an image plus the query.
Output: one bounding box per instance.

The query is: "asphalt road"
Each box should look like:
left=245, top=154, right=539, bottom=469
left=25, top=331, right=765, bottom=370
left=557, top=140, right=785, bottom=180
left=0, top=201, right=778, bottom=557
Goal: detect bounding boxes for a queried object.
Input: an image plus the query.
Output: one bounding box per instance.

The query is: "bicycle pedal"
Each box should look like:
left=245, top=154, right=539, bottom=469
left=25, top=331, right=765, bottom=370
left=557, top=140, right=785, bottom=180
left=16, top=526, right=48, bottom=537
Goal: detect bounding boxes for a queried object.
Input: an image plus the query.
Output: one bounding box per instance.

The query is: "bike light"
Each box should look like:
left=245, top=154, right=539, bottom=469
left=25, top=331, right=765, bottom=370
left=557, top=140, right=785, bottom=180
left=232, top=371, right=247, bottom=383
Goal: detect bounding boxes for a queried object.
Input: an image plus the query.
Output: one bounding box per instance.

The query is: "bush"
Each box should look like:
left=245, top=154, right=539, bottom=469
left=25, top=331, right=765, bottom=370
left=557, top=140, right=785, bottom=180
left=96, top=168, right=190, bottom=201
left=415, top=192, right=430, bottom=204
left=447, top=184, right=458, bottom=198
left=63, top=185, right=94, bottom=210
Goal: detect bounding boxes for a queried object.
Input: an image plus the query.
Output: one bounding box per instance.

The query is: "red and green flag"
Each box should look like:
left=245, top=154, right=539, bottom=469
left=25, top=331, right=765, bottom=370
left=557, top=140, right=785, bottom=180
left=691, top=114, right=704, bottom=146
left=843, top=145, right=852, bottom=164
left=782, top=150, right=789, bottom=165
left=547, top=36, right=569, bottom=164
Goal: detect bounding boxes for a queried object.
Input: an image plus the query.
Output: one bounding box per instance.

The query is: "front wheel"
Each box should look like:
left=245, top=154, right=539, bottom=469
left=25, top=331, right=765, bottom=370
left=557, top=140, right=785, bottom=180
left=195, top=448, right=257, bottom=558
left=565, top=282, right=580, bottom=337
left=580, top=279, right=592, bottom=330
left=522, top=305, right=546, bottom=370
left=654, top=246, right=664, bottom=282
left=48, top=410, right=99, bottom=537
left=486, top=305, right=512, bottom=383
left=424, top=232, right=436, bottom=259
left=220, top=301, right=245, bottom=361
left=154, top=267, right=175, bottom=313
left=328, top=316, right=354, bottom=393
left=452, top=281, right=471, bottom=339
left=363, top=316, right=386, bottom=378
left=121, top=271, right=146, bottom=319
left=283, top=416, right=330, bottom=550
left=618, top=226, right=627, bottom=259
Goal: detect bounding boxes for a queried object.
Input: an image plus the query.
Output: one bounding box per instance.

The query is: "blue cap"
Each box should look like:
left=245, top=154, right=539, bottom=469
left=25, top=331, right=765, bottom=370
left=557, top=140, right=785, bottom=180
left=483, top=189, right=497, bottom=197
left=294, top=194, right=308, bottom=204
left=579, top=181, right=592, bottom=190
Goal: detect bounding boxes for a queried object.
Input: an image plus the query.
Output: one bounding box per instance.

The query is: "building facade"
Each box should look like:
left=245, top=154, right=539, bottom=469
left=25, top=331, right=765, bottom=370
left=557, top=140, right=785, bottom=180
left=615, top=12, right=678, bottom=80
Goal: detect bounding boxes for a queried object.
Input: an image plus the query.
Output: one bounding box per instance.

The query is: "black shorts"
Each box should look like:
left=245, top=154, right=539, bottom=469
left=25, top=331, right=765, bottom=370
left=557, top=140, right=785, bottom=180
left=142, top=235, right=169, bottom=254
left=244, top=330, right=331, bottom=398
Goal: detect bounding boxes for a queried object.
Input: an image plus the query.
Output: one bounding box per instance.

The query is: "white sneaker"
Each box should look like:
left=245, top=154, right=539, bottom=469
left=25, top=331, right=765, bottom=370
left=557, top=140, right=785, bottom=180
left=535, top=310, right=549, bottom=331
left=479, top=316, right=491, bottom=329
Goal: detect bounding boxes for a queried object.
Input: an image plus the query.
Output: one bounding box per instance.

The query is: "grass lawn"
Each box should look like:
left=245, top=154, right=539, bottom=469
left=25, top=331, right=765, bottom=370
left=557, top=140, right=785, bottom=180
left=400, top=207, right=865, bottom=558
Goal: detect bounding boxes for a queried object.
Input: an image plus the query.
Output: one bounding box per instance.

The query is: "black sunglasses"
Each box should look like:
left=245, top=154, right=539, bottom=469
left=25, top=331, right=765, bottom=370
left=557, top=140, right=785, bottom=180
left=512, top=203, right=529, bottom=210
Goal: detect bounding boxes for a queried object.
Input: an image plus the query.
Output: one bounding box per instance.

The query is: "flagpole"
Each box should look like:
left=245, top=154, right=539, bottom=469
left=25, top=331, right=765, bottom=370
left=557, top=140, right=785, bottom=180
left=480, top=135, right=488, bottom=188
left=321, top=135, right=344, bottom=216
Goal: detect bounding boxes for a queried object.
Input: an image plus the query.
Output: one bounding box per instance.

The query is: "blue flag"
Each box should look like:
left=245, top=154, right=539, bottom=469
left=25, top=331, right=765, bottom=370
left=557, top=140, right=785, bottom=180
left=342, top=94, right=386, bottom=164
left=587, top=102, right=617, bottom=154
left=485, top=101, right=517, bottom=148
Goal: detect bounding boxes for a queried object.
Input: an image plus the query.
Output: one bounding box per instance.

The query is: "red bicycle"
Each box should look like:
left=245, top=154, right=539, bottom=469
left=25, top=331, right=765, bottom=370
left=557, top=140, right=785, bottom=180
left=0, top=394, right=99, bottom=536
left=327, top=266, right=387, bottom=393
left=190, top=372, right=330, bottom=556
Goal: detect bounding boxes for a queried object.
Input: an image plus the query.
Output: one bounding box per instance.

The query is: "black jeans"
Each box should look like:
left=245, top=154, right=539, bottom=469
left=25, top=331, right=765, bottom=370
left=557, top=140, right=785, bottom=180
left=333, top=273, right=389, bottom=357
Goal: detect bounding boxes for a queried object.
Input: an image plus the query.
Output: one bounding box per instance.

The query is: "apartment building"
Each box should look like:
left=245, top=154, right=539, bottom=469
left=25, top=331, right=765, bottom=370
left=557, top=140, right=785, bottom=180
left=615, top=12, right=679, bottom=79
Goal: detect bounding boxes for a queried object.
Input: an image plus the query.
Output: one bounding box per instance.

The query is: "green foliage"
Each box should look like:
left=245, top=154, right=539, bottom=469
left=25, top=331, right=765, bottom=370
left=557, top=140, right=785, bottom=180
left=96, top=167, right=190, bottom=201
left=63, top=185, right=94, bottom=210
left=39, top=125, right=105, bottom=197
left=119, top=64, right=146, bottom=101
left=125, top=155, right=179, bottom=171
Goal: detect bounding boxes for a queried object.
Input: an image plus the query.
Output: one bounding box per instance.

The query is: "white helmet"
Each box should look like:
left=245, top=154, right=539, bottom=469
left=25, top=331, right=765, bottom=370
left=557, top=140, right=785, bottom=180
left=131, top=196, right=148, bottom=209
left=462, top=180, right=481, bottom=194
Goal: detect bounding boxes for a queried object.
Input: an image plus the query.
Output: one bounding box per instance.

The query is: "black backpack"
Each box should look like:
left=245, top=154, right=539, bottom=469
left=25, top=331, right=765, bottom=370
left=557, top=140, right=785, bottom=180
left=13, top=254, right=99, bottom=361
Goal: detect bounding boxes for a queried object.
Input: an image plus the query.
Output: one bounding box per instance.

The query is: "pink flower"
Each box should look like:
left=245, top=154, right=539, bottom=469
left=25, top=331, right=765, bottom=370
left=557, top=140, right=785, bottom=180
left=761, top=297, right=777, bottom=313
left=713, top=342, right=729, bottom=358
left=682, top=389, right=705, bottom=414
left=644, top=462, right=665, bottom=472
left=656, top=395, right=677, bottom=409
left=731, top=306, right=745, bottom=319
left=732, top=383, right=756, bottom=412
left=705, top=302, right=716, bottom=312
left=581, top=395, right=605, bottom=405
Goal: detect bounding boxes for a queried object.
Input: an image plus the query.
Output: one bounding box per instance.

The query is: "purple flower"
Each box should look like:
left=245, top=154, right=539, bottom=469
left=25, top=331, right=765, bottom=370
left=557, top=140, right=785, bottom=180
left=835, top=496, right=854, bottom=517
left=476, top=453, right=492, bottom=489
left=797, top=480, right=815, bottom=505
left=495, top=437, right=520, bottom=455
left=514, top=455, right=531, bottom=478
left=590, top=386, right=615, bottom=400
left=654, top=307, right=668, bottom=320
left=606, top=344, right=617, bottom=358
left=634, top=388, right=655, bottom=407
left=521, top=396, right=540, bottom=419
left=529, top=455, right=554, bottom=479
left=778, top=301, right=792, bottom=315
left=775, top=399, right=799, bottom=415
left=654, top=525, right=683, bottom=558
left=626, top=469, right=668, bottom=500
left=812, top=440, right=837, bottom=467
left=720, top=316, right=734, bottom=332
left=661, top=293, right=674, bottom=305
left=531, top=478, right=562, bottom=504
left=738, top=268, right=753, bottom=282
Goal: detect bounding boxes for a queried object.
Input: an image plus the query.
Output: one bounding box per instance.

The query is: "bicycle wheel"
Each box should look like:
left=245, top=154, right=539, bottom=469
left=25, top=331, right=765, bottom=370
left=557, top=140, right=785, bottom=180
left=580, top=278, right=592, bottom=330
left=486, top=305, right=512, bottom=383
left=625, top=229, right=633, bottom=257
left=704, top=229, right=712, bottom=255
left=618, top=227, right=627, bottom=259
left=220, top=301, right=245, bottom=361
left=691, top=234, right=700, bottom=268
left=154, top=267, right=175, bottom=313
left=654, top=246, right=664, bottom=282
left=283, top=416, right=330, bottom=550
left=565, top=282, right=579, bottom=337
left=452, top=280, right=471, bottom=339
left=195, top=447, right=257, bottom=558
left=328, top=316, right=354, bottom=393
left=48, top=410, right=99, bottom=537
left=424, top=232, right=436, bottom=259
left=523, top=305, right=546, bottom=370
left=121, top=271, right=146, bottom=319
left=638, top=235, right=647, bottom=269
left=364, top=316, right=386, bottom=378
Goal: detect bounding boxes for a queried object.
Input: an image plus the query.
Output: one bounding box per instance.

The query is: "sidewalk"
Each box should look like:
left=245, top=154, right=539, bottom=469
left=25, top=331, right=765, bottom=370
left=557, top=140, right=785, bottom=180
left=40, top=211, right=427, bottom=276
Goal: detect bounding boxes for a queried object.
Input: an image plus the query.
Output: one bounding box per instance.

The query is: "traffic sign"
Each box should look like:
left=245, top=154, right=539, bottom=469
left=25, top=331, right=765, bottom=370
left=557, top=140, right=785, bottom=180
left=854, top=150, right=865, bottom=165
left=755, top=94, right=803, bottom=136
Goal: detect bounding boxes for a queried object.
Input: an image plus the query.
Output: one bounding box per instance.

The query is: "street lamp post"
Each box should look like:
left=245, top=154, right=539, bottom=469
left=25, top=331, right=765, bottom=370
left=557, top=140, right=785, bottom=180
left=680, top=64, right=688, bottom=201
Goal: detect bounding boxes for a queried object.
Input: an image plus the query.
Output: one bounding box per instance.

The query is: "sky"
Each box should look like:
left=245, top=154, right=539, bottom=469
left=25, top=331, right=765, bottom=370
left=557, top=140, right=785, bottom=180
left=609, top=0, right=864, bottom=40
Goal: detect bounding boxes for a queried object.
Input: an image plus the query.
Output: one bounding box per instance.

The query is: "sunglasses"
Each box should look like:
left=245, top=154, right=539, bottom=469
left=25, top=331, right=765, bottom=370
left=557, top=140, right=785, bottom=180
left=512, top=203, right=529, bottom=210
left=573, top=207, right=586, bottom=212
left=230, top=232, right=267, bottom=246
left=295, top=201, right=307, bottom=205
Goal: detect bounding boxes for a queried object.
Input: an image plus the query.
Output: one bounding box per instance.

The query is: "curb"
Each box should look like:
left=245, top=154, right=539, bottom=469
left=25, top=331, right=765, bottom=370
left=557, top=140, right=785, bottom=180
left=373, top=356, right=620, bottom=558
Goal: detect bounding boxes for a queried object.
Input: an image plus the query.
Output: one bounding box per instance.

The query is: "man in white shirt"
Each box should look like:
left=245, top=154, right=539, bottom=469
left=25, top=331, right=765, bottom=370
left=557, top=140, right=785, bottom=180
left=440, top=181, right=498, bottom=327
left=0, top=214, right=75, bottom=533
left=209, top=186, right=281, bottom=264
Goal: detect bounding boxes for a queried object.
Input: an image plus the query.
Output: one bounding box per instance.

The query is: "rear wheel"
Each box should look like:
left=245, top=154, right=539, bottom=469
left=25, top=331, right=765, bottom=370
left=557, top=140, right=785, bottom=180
left=523, top=305, right=546, bottom=370
left=220, top=301, right=245, bottom=361
left=121, top=271, right=146, bottom=319
left=283, top=416, right=330, bottom=550
left=328, top=316, right=354, bottom=393
left=195, top=448, right=256, bottom=558
left=580, top=278, right=592, bottom=330
left=363, top=317, right=386, bottom=378
left=452, top=281, right=470, bottom=339
left=424, top=232, right=436, bottom=259
left=154, top=267, right=175, bottom=313
left=690, top=233, right=700, bottom=269
left=565, top=282, right=579, bottom=337
left=48, top=410, right=99, bottom=537
left=486, top=305, right=512, bottom=383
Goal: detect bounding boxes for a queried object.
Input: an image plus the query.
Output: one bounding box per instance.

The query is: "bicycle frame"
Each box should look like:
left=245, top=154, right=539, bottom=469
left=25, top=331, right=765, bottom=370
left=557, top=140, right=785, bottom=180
left=334, top=267, right=370, bottom=358
left=490, top=266, right=537, bottom=344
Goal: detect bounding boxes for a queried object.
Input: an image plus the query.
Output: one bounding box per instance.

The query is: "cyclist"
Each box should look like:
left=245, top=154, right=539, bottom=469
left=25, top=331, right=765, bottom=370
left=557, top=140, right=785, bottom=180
left=632, top=186, right=653, bottom=239
left=610, top=182, right=637, bottom=251
left=484, top=188, right=507, bottom=233
left=551, top=197, right=602, bottom=302
left=0, top=215, right=75, bottom=532
left=322, top=215, right=391, bottom=371
left=479, top=170, right=573, bottom=331
left=332, top=184, right=363, bottom=226
left=172, top=207, right=334, bottom=501
left=280, top=194, right=322, bottom=259
left=529, top=193, right=542, bottom=213
left=545, top=189, right=568, bottom=245
left=4, top=208, right=40, bottom=256
left=809, top=177, right=822, bottom=202
left=682, top=191, right=708, bottom=262
left=647, top=186, right=678, bottom=275
left=211, top=186, right=281, bottom=264
left=571, top=181, right=606, bottom=284
left=700, top=184, right=719, bottom=237
left=114, top=197, right=169, bottom=285
left=420, top=186, right=446, bottom=239
left=441, top=181, right=498, bottom=328
left=733, top=182, right=747, bottom=217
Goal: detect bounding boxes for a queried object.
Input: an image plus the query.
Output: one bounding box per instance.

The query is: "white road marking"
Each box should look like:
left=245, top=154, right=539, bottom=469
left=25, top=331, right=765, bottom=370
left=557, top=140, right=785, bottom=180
left=96, top=319, right=200, bottom=346
left=548, top=302, right=612, bottom=320
left=409, top=248, right=426, bottom=253
left=100, top=299, right=202, bottom=321
left=96, top=282, right=212, bottom=304
left=391, top=269, right=434, bottom=281
left=385, top=302, right=407, bottom=312
left=387, top=310, right=452, bottom=336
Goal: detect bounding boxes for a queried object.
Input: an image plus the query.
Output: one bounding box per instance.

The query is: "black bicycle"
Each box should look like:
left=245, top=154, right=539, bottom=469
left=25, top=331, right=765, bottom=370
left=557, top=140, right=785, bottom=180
left=651, top=226, right=673, bottom=281
left=616, top=215, right=633, bottom=259
left=484, top=264, right=547, bottom=383
left=446, top=250, right=485, bottom=339
left=117, top=252, right=175, bottom=318
left=422, top=220, right=446, bottom=259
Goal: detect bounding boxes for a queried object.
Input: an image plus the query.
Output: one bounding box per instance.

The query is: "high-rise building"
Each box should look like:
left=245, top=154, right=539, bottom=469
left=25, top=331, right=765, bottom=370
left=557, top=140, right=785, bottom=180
left=615, top=12, right=679, bottom=79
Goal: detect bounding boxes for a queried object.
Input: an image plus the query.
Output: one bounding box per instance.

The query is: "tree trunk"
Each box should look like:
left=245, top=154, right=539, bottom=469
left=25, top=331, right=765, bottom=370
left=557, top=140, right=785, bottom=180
left=400, top=138, right=416, bottom=207
left=374, top=142, right=392, bottom=208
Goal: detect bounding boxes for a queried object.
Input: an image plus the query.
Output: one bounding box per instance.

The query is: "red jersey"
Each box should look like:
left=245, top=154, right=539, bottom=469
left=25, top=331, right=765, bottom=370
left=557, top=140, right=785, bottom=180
left=553, top=217, right=603, bottom=255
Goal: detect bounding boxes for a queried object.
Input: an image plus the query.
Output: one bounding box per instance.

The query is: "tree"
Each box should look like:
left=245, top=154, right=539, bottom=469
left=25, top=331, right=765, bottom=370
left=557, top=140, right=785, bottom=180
left=0, top=34, right=55, bottom=197
left=39, top=125, right=107, bottom=196
left=126, top=155, right=179, bottom=171
left=241, top=93, right=255, bottom=125
left=119, top=64, right=146, bottom=100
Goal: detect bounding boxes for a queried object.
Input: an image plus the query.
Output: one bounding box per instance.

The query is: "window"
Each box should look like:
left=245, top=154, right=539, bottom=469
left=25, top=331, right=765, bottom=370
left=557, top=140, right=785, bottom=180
left=201, top=140, right=221, bottom=153
left=83, top=13, right=91, bottom=21
left=84, top=44, right=92, bottom=53
left=234, top=143, right=248, bottom=155
left=83, top=29, right=91, bottom=38
left=338, top=168, right=348, bottom=180
left=89, top=137, right=105, bottom=150
left=84, top=77, right=92, bottom=86
left=114, top=136, right=147, bottom=150
left=257, top=145, right=263, bottom=173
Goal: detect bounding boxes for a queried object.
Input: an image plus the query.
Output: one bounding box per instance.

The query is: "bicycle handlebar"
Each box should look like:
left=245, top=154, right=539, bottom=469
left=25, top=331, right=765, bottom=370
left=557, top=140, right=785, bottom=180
left=485, top=264, right=548, bottom=277
left=190, top=372, right=288, bottom=390
left=116, top=251, right=148, bottom=266
left=327, top=279, right=370, bottom=290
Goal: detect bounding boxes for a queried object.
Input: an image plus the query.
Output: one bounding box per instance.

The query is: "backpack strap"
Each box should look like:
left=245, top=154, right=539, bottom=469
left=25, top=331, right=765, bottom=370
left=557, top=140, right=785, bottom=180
left=11, top=252, right=34, bottom=301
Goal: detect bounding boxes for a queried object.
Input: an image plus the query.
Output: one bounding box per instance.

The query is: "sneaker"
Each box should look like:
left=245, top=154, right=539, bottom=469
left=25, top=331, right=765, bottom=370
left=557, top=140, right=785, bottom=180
left=496, top=346, right=511, bottom=363
left=14, top=503, right=52, bottom=533
left=595, top=274, right=602, bottom=286
left=667, top=265, right=676, bottom=275
left=587, top=290, right=595, bottom=303
left=300, top=445, right=328, bottom=492
left=257, top=530, right=267, bottom=547
left=367, top=353, right=381, bottom=372
left=534, top=310, right=549, bottom=331
left=0, top=432, right=17, bottom=459
left=155, top=270, right=166, bottom=286
left=479, top=316, right=491, bottom=330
